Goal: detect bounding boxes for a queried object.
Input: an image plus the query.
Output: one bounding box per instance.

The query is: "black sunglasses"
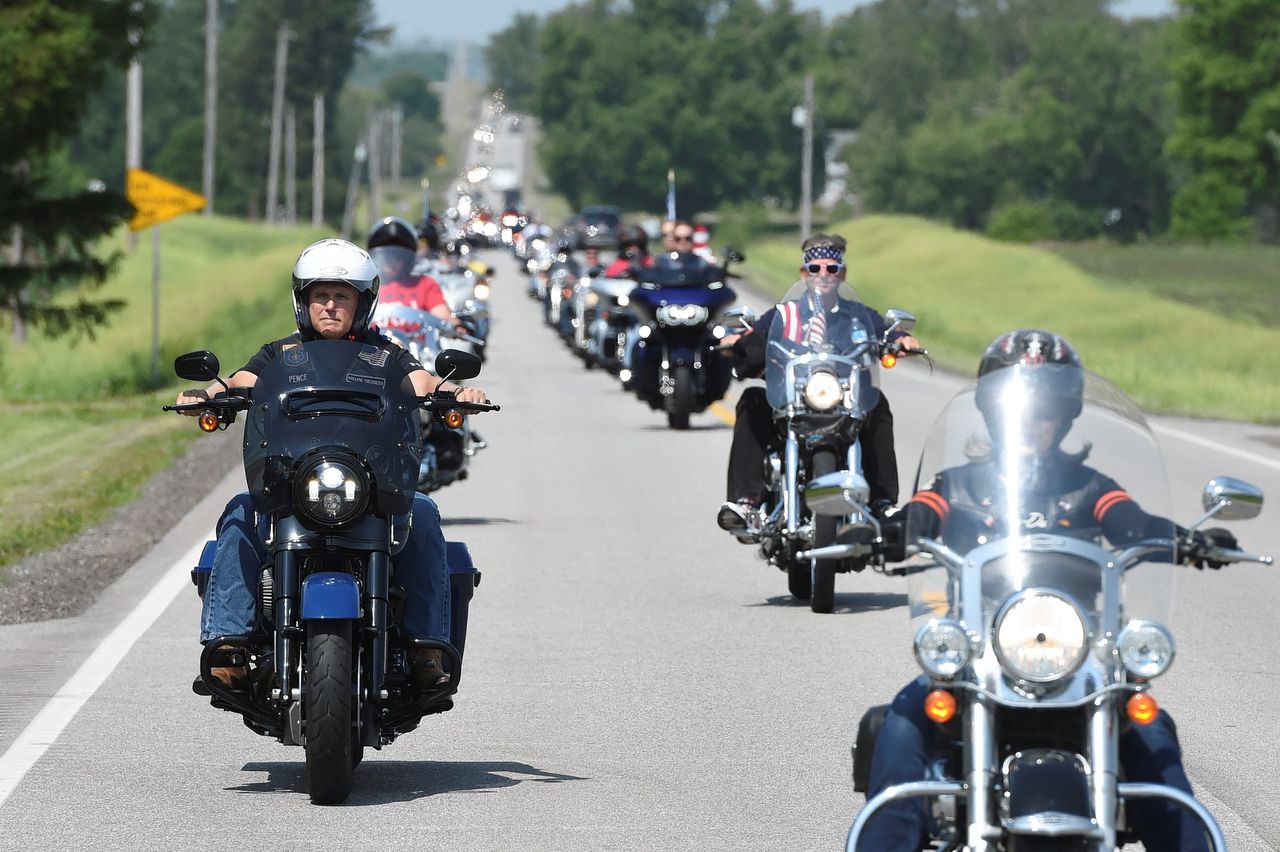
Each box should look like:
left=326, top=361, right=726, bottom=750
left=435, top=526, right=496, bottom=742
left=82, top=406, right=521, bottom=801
left=805, top=262, right=844, bottom=274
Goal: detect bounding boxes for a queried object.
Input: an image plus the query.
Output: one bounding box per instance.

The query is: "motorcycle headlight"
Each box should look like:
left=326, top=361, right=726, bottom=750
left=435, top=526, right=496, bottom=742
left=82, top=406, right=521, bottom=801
left=473, top=282, right=491, bottom=301
left=656, top=304, right=709, bottom=326
left=914, top=619, right=972, bottom=679
left=1117, top=620, right=1176, bottom=679
left=994, top=591, right=1087, bottom=684
left=585, top=291, right=600, bottom=308
left=802, top=371, right=843, bottom=411
left=294, top=458, right=369, bottom=528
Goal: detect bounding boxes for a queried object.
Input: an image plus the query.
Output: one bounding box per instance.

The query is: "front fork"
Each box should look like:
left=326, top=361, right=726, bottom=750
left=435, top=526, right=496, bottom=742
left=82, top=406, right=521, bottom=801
left=780, top=431, right=864, bottom=537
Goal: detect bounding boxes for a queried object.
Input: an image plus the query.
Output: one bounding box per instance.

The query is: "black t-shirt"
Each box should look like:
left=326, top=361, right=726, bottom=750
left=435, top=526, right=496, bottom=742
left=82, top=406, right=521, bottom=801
left=235, top=330, right=422, bottom=379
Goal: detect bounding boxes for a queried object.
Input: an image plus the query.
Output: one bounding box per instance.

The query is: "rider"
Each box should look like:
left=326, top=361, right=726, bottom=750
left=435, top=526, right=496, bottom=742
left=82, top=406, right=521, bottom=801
left=368, top=216, right=463, bottom=331
left=717, top=233, right=919, bottom=537
left=860, top=328, right=1238, bottom=852
left=605, top=226, right=653, bottom=278
left=175, top=238, right=490, bottom=694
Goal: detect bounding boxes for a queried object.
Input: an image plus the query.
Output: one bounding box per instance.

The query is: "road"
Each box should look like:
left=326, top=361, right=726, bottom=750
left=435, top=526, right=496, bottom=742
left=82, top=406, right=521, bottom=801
left=1, top=251, right=1278, bottom=851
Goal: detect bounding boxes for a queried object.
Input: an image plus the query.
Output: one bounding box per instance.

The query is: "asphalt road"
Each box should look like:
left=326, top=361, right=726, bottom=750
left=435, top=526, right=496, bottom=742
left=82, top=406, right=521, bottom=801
left=1, top=251, right=1278, bottom=851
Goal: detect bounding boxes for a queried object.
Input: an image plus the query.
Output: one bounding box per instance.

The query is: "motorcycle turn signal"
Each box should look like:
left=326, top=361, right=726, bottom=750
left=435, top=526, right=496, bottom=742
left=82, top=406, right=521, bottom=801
left=924, top=689, right=957, bottom=723
left=1127, top=692, right=1159, bottom=725
left=444, top=409, right=465, bottom=429
left=198, top=410, right=220, bottom=432
left=880, top=352, right=898, bottom=369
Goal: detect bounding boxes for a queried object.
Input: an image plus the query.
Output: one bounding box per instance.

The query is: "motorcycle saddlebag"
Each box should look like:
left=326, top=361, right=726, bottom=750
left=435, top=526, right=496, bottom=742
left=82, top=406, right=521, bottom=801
left=446, top=541, right=481, bottom=659
left=853, top=703, right=891, bottom=793
left=191, top=540, right=217, bottom=599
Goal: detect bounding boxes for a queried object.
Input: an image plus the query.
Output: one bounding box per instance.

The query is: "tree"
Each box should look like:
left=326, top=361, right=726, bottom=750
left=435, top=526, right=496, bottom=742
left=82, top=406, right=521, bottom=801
left=0, top=1, right=153, bottom=343
left=484, top=13, right=543, bottom=111
left=1168, top=0, right=1280, bottom=241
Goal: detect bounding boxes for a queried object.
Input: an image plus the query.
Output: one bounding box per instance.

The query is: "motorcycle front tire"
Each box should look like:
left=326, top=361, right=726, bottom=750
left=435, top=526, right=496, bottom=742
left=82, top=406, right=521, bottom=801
left=305, top=619, right=355, bottom=805
left=667, top=365, right=694, bottom=430
left=809, top=450, right=838, bottom=613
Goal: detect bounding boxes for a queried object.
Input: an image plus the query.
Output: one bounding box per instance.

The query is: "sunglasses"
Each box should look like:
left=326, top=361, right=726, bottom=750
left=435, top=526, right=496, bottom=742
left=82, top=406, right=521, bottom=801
left=673, top=234, right=694, bottom=242
left=805, top=262, right=845, bottom=274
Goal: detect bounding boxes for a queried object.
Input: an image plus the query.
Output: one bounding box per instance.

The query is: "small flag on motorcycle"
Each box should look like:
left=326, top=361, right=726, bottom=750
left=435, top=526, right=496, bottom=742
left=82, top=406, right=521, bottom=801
left=666, top=169, right=677, bottom=221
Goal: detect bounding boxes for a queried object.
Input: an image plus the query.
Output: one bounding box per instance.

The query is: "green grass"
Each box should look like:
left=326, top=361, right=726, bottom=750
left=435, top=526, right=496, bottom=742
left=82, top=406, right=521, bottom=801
left=739, top=215, right=1280, bottom=423
left=0, top=215, right=328, bottom=574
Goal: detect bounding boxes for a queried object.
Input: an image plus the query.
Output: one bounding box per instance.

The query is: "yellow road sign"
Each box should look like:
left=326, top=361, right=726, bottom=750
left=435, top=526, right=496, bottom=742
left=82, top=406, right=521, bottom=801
left=127, top=168, right=206, bottom=231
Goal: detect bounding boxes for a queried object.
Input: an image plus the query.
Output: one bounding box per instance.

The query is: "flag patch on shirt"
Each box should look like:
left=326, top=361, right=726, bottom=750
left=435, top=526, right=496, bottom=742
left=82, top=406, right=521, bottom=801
left=358, top=345, right=389, bottom=368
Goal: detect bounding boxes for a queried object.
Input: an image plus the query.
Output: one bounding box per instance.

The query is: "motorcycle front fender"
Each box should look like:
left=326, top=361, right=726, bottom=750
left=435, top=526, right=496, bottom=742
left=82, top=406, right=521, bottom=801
left=300, top=572, right=361, bottom=619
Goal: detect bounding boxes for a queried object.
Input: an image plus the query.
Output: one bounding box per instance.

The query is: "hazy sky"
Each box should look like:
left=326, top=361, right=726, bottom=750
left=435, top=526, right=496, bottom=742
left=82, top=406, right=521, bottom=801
left=377, top=0, right=1175, bottom=45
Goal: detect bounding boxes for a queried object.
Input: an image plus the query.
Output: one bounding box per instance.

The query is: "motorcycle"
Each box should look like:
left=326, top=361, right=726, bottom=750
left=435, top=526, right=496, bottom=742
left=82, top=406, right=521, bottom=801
left=374, top=303, right=488, bottom=492
left=167, top=344, right=498, bottom=805
left=584, top=274, right=639, bottom=374
left=845, top=367, right=1271, bottom=850
left=626, top=251, right=743, bottom=429
left=755, top=279, right=923, bottom=613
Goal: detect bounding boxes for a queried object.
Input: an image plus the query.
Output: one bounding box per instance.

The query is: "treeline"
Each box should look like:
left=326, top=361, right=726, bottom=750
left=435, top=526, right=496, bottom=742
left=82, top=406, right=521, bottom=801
left=69, top=0, right=447, bottom=221
left=489, top=0, right=1279, bottom=243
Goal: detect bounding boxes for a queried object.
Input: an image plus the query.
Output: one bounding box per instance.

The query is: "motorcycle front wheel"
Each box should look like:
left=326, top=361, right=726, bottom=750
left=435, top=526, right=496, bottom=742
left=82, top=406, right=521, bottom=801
left=809, top=450, right=838, bottom=613
left=667, top=365, right=694, bottom=430
left=305, top=619, right=355, bottom=805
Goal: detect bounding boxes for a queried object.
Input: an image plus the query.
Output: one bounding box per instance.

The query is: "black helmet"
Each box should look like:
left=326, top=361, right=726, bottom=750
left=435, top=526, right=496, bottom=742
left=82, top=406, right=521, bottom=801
left=619, top=226, right=648, bottom=253
left=415, top=217, right=441, bottom=251
left=367, top=216, right=417, bottom=251
left=975, top=329, right=1084, bottom=439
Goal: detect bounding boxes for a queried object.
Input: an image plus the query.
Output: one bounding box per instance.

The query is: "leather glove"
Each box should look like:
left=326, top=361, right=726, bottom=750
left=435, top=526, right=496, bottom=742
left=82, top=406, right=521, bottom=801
left=1186, top=527, right=1238, bottom=570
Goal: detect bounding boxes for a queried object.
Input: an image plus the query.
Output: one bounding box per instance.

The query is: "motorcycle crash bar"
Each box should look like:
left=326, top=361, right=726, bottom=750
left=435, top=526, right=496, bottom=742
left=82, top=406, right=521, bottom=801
left=796, top=543, right=871, bottom=561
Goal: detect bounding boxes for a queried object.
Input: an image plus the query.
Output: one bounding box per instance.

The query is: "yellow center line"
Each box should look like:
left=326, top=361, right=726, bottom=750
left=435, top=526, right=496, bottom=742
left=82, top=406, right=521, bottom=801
left=709, top=398, right=736, bottom=426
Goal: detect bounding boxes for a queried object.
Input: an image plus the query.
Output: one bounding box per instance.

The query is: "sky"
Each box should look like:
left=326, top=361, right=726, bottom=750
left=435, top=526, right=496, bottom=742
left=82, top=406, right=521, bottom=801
left=377, top=0, right=1176, bottom=45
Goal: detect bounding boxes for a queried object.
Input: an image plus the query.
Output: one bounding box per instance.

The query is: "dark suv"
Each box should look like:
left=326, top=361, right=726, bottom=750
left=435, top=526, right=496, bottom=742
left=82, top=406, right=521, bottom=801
left=566, top=205, right=623, bottom=250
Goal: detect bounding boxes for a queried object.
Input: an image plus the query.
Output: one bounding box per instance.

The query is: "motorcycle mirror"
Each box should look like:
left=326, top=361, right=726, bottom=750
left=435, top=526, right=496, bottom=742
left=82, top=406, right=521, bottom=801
left=434, top=349, right=482, bottom=383
left=805, top=471, right=870, bottom=517
left=722, top=305, right=758, bottom=329
left=884, top=309, right=917, bottom=336
left=724, top=248, right=745, bottom=264
left=174, top=350, right=221, bottom=382
left=1200, top=476, right=1264, bottom=521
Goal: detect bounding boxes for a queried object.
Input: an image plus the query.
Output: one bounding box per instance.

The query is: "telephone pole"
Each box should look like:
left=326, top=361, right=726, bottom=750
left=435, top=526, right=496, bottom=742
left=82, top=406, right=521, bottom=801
left=312, top=94, right=325, bottom=227
left=202, top=0, right=218, bottom=215
left=126, top=53, right=142, bottom=249
left=389, top=105, right=403, bottom=186
left=367, top=111, right=383, bottom=225
left=341, top=140, right=367, bottom=240
left=284, top=106, right=297, bottom=224
left=265, top=23, right=290, bottom=223
left=799, top=73, right=814, bottom=241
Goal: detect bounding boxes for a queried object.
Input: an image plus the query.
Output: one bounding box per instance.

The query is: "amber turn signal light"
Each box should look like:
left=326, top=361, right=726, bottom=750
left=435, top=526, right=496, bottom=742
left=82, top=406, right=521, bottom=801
left=924, top=689, right=956, bottom=723
left=198, top=411, right=220, bottom=432
left=1127, top=693, right=1159, bottom=725
left=880, top=353, right=898, bottom=369
left=444, top=409, right=465, bottom=429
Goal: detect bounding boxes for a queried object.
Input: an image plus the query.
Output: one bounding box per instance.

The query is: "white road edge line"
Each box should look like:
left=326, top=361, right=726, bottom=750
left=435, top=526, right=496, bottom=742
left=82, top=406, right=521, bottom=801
left=0, top=538, right=203, bottom=809
left=1152, top=423, right=1280, bottom=474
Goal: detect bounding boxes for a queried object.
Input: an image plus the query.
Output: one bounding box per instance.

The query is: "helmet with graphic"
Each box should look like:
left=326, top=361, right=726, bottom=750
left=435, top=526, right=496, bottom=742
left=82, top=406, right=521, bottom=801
left=974, top=329, right=1084, bottom=449
left=290, top=239, right=380, bottom=339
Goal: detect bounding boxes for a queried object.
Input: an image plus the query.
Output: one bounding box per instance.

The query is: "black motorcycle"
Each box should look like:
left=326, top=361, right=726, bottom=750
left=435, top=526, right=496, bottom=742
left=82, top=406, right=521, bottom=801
left=166, top=343, right=497, bottom=804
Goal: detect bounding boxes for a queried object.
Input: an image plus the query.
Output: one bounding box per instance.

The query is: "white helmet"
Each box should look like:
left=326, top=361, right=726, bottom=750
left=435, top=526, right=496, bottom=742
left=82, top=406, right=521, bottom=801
left=290, top=238, right=380, bottom=339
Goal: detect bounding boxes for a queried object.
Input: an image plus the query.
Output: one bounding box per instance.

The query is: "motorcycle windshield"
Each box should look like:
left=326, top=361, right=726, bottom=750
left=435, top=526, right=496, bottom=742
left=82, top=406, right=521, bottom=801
left=636, top=252, right=726, bottom=288
left=766, top=279, right=881, bottom=413
left=243, top=339, right=421, bottom=517
left=369, top=245, right=417, bottom=286
left=371, top=303, right=446, bottom=370
left=907, top=366, right=1175, bottom=634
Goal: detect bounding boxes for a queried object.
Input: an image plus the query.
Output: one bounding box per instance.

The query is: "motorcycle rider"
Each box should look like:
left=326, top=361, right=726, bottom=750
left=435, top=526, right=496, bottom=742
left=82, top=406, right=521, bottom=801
left=174, top=238, right=489, bottom=694
left=368, top=216, right=464, bottom=331
left=605, top=226, right=653, bottom=278
left=716, top=233, right=918, bottom=537
left=582, top=246, right=605, bottom=278
left=859, top=328, right=1237, bottom=852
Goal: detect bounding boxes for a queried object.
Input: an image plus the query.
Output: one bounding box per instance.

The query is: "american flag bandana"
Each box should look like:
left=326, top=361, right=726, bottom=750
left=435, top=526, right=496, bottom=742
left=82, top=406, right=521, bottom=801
left=803, top=244, right=844, bottom=264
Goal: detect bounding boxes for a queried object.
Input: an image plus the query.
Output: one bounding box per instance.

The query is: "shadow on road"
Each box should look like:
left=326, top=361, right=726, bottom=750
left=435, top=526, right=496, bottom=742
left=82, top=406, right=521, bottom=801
left=638, top=423, right=728, bottom=433
left=751, top=591, right=908, bottom=614
left=230, top=760, right=587, bottom=803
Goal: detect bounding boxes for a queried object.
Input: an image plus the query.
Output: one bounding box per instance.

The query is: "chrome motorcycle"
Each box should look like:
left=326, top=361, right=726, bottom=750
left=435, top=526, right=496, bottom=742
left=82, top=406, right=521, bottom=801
left=847, top=368, right=1270, bottom=851
left=757, top=279, right=920, bottom=613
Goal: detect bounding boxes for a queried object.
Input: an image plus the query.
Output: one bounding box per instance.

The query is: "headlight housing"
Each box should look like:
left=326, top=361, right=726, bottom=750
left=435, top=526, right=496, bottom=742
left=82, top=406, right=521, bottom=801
left=1117, top=620, right=1176, bottom=679
left=656, top=304, right=709, bottom=326
left=914, top=619, right=972, bottom=679
left=473, top=282, right=491, bottom=301
left=993, top=590, right=1087, bottom=684
left=294, top=457, right=370, bottom=528
left=802, top=371, right=843, bottom=411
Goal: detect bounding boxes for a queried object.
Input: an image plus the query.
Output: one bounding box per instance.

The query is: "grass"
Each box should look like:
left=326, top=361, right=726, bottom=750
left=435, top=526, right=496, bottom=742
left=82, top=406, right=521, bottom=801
left=737, top=215, right=1280, bottom=423
left=0, top=215, right=327, bottom=574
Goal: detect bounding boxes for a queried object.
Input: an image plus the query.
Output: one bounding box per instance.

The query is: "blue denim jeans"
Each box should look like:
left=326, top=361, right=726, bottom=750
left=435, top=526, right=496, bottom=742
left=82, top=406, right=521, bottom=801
left=200, top=492, right=450, bottom=643
left=859, top=676, right=1210, bottom=852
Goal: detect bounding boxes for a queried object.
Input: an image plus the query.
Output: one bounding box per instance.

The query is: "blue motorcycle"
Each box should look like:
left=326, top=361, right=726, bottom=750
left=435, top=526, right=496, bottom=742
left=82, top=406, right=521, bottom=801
left=626, top=251, right=744, bottom=429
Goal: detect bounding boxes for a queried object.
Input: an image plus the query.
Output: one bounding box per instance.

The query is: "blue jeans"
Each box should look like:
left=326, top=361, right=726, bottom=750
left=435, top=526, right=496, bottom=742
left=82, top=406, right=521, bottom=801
left=860, top=676, right=1210, bottom=852
left=200, top=492, right=450, bottom=643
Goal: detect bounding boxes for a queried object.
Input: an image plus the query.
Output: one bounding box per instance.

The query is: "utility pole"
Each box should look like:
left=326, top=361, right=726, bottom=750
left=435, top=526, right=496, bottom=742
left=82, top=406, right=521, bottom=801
left=341, top=140, right=368, bottom=240
left=800, top=73, right=814, bottom=241
left=265, top=23, right=290, bottom=223
left=390, top=105, right=403, bottom=187
left=367, top=111, right=383, bottom=225
left=202, top=0, right=218, bottom=215
left=284, top=106, right=297, bottom=224
left=312, top=93, right=325, bottom=227
left=126, top=53, right=143, bottom=250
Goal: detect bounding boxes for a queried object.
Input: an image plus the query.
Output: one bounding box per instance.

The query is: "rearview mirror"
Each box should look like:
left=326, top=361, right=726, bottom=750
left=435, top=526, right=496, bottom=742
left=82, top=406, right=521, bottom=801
left=724, top=247, right=745, bottom=264
left=721, top=305, right=758, bottom=329
left=174, top=350, right=220, bottom=383
left=884, top=309, right=917, bottom=336
left=434, top=349, right=482, bottom=382
left=1201, top=476, right=1264, bottom=521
